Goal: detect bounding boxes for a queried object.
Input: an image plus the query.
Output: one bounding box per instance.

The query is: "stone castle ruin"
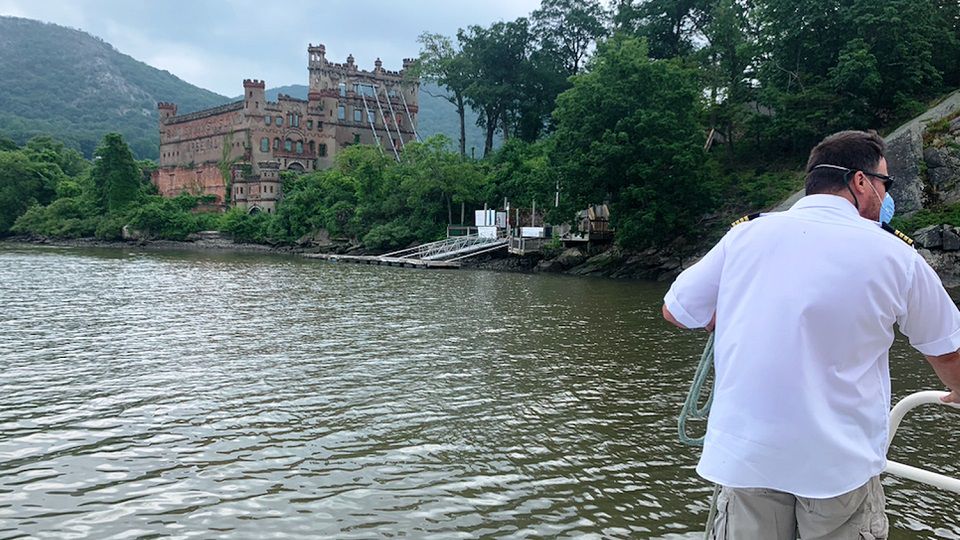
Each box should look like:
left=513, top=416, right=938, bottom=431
left=153, top=44, right=420, bottom=213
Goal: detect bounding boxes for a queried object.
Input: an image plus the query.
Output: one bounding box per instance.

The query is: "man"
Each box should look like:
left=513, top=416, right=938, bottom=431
left=662, top=130, right=960, bottom=539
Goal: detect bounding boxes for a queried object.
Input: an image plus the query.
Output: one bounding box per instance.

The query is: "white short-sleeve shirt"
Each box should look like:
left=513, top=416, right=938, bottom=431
left=665, top=194, right=960, bottom=498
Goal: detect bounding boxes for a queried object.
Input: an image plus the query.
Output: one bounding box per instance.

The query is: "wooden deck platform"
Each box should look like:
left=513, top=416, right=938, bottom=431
left=303, top=253, right=461, bottom=269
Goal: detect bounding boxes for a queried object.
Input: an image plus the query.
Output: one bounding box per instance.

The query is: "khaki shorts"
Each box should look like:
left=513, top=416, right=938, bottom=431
left=712, top=476, right=888, bottom=540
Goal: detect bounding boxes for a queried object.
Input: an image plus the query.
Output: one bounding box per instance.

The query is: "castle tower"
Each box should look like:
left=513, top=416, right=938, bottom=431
left=243, top=79, right=265, bottom=115
left=308, top=43, right=326, bottom=70
left=158, top=102, right=178, bottom=120
left=308, top=43, right=330, bottom=93
left=400, top=59, right=420, bottom=121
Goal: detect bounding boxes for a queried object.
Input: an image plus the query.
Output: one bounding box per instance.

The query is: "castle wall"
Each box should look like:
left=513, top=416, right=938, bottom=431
left=154, top=164, right=227, bottom=202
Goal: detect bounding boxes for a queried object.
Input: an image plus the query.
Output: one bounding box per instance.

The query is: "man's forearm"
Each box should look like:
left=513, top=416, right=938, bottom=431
left=662, top=304, right=688, bottom=329
left=926, top=349, right=960, bottom=403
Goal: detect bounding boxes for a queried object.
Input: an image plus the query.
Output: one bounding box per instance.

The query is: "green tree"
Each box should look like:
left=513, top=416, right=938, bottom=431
left=24, top=135, right=89, bottom=177
left=700, top=0, right=757, bottom=158
left=91, top=133, right=141, bottom=212
left=0, top=135, right=18, bottom=151
left=531, top=0, right=609, bottom=75
left=459, top=19, right=534, bottom=156
left=415, top=33, right=473, bottom=157
left=0, top=149, right=62, bottom=234
left=485, top=138, right=557, bottom=217
left=551, top=35, right=712, bottom=249
left=615, top=0, right=713, bottom=59
left=398, top=135, right=486, bottom=225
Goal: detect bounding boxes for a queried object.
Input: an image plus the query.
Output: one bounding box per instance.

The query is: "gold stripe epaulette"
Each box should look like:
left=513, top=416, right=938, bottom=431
left=731, top=213, right=761, bottom=228
left=881, top=223, right=915, bottom=247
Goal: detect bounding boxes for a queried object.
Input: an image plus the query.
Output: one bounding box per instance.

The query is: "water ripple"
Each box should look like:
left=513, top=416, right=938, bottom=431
left=0, top=244, right=957, bottom=539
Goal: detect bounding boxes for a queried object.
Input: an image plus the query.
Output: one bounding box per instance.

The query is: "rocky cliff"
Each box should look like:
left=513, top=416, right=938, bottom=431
left=887, top=91, right=960, bottom=286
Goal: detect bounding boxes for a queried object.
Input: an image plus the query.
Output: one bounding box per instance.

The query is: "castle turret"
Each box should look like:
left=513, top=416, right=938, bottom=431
left=243, top=79, right=265, bottom=115
left=308, top=43, right=326, bottom=68
left=158, top=102, right=178, bottom=121
left=374, top=58, right=383, bottom=73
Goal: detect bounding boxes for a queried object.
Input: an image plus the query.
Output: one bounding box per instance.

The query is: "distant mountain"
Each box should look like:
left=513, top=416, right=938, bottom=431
left=0, top=16, right=494, bottom=161
left=247, top=83, right=499, bottom=156
left=0, top=16, right=230, bottom=159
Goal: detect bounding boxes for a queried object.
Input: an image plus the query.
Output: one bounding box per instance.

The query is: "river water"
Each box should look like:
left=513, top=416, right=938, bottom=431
left=0, top=244, right=957, bottom=539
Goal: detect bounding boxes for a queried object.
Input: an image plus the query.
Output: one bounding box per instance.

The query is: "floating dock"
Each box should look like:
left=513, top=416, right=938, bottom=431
left=303, top=253, right=461, bottom=269
left=302, top=235, right=511, bottom=270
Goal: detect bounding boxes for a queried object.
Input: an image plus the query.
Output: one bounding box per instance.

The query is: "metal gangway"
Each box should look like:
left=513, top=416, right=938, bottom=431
left=382, top=234, right=507, bottom=262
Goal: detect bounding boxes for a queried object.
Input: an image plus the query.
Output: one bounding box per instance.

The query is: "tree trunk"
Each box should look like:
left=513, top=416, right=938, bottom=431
left=483, top=107, right=499, bottom=158
left=446, top=194, right=453, bottom=225
left=456, top=93, right=467, bottom=158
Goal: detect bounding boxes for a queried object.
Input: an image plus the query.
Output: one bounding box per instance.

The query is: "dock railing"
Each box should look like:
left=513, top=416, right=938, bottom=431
left=508, top=237, right=546, bottom=255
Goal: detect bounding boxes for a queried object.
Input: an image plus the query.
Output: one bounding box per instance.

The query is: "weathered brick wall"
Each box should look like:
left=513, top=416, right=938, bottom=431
left=152, top=165, right=228, bottom=204
left=159, top=109, right=245, bottom=168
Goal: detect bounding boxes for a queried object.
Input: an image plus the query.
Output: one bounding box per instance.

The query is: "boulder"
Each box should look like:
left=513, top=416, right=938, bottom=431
left=928, top=166, right=957, bottom=188
left=885, top=126, right=925, bottom=214
left=926, top=146, right=960, bottom=204
left=121, top=225, right=144, bottom=241
left=923, top=147, right=946, bottom=168
left=912, top=225, right=943, bottom=249
left=569, top=249, right=614, bottom=275
left=951, top=116, right=960, bottom=134
left=943, top=227, right=960, bottom=251
left=297, top=228, right=334, bottom=247
left=550, top=248, right=587, bottom=270
left=919, top=248, right=960, bottom=288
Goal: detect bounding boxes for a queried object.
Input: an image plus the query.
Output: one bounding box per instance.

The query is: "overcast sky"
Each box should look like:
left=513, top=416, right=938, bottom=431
left=0, top=0, right=542, bottom=96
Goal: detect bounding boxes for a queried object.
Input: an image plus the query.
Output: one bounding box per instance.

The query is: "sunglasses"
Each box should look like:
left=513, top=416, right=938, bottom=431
left=811, top=164, right=894, bottom=191
left=862, top=171, right=894, bottom=192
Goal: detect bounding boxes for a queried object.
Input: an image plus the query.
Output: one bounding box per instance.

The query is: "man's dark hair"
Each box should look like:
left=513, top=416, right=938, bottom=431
left=805, top=130, right=886, bottom=195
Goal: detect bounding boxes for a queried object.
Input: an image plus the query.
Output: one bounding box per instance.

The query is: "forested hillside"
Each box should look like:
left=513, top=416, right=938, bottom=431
left=0, top=17, right=229, bottom=159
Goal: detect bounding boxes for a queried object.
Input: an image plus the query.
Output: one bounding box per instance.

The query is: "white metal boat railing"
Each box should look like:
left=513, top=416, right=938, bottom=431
left=884, top=390, right=960, bottom=493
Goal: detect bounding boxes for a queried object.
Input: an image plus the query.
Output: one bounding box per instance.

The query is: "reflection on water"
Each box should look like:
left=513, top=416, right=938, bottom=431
left=0, top=244, right=957, bottom=539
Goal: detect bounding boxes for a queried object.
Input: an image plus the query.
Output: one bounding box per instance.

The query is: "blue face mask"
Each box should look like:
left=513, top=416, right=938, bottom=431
left=865, top=176, right=895, bottom=224
left=879, top=193, right=895, bottom=224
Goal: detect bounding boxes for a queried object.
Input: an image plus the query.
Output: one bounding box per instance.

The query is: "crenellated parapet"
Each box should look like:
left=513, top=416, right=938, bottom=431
left=164, top=101, right=244, bottom=125
left=243, top=79, right=266, bottom=88
left=158, top=102, right=178, bottom=120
